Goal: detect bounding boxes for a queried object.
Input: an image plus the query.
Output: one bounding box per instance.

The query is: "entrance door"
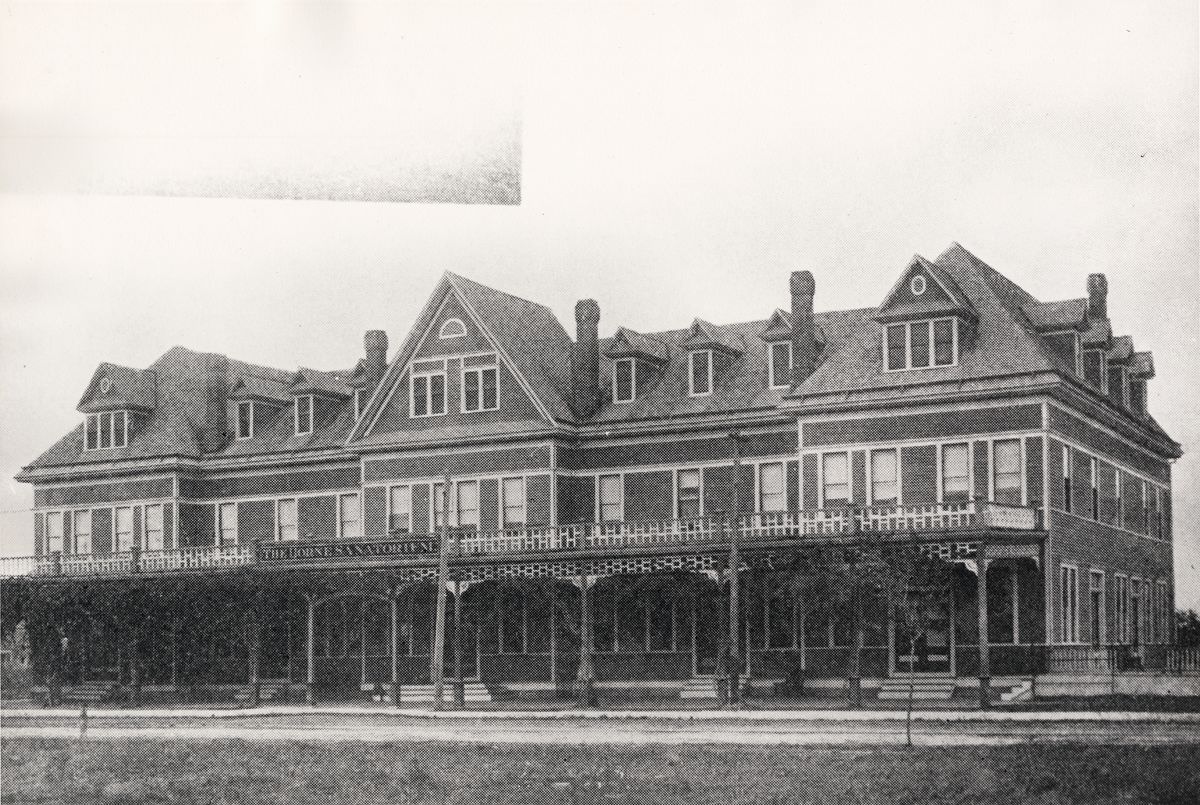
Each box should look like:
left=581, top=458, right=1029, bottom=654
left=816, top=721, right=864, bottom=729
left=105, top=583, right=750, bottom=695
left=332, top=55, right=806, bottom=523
left=894, top=594, right=952, bottom=674
left=693, top=583, right=722, bottom=675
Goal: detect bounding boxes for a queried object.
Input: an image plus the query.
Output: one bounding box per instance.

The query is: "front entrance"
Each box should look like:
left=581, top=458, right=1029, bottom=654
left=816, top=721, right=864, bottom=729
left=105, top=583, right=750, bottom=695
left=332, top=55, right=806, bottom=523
left=894, top=593, right=953, bottom=674
left=693, top=581, right=722, bottom=676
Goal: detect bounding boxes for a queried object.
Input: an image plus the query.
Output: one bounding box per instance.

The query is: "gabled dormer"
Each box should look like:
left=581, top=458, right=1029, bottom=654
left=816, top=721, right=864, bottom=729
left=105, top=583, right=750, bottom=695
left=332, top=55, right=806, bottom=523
left=874, top=255, right=977, bottom=372
left=604, top=327, right=669, bottom=403
left=229, top=375, right=291, bottom=440
left=759, top=309, right=793, bottom=390
left=77, top=363, right=156, bottom=450
left=682, top=319, right=743, bottom=397
left=1106, top=335, right=1134, bottom=408
left=289, top=368, right=352, bottom=436
left=1129, top=351, right=1154, bottom=418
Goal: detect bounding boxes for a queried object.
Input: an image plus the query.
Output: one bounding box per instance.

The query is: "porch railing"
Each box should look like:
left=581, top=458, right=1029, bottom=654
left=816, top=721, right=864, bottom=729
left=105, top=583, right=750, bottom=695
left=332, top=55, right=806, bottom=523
left=1037, top=644, right=1200, bottom=675
left=0, top=500, right=1039, bottom=579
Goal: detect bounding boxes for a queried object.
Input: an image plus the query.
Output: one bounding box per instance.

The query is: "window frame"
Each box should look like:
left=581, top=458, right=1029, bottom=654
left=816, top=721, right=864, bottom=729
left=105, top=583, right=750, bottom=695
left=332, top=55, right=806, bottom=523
left=882, top=318, right=958, bottom=372
left=612, top=358, right=636, bottom=404
left=338, top=492, right=361, bottom=540
left=236, top=400, right=254, bottom=440
left=1060, top=563, right=1079, bottom=644
left=217, top=502, right=238, bottom=547
left=277, top=498, right=298, bottom=542
left=387, top=485, right=412, bottom=534
left=455, top=480, right=480, bottom=529
left=115, top=505, right=134, bottom=553
left=73, top=510, right=92, bottom=555
left=675, top=468, right=702, bottom=519
left=1114, top=573, right=1130, bottom=644
left=461, top=364, right=499, bottom=413
left=438, top=318, right=467, bottom=339
left=46, top=510, right=65, bottom=554
left=410, top=362, right=448, bottom=418
left=144, top=503, right=164, bottom=551
left=820, top=451, right=850, bottom=508
left=768, top=341, right=792, bottom=389
left=501, top=477, right=526, bottom=528
left=688, top=350, right=713, bottom=397
left=940, top=442, right=971, bottom=503
left=1062, top=445, right=1073, bottom=514
left=84, top=410, right=129, bottom=451
left=294, top=395, right=314, bottom=435
left=1089, top=570, right=1106, bottom=647
left=598, top=473, right=623, bottom=522
left=1089, top=456, right=1099, bottom=521
left=992, top=438, right=1023, bottom=506
left=758, top=462, right=786, bottom=512
left=868, top=448, right=899, bottom=506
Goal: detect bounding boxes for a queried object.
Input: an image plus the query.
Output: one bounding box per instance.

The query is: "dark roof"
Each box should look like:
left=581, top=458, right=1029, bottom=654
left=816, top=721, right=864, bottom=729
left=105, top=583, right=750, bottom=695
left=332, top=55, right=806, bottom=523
left=229, top=374, right=291, bottom=404
left=605, top=327, right=671, bottom=363
left=1082, top=318, right=1112, bottom=346
left=77, top=363, right=157, bottom=413
left=759, top=309, right=793, bottom=341
left=1022, top=298, right=1088, bottom=331
left=682, top=319, right=744, bottom=355
left=292, top=367, right=353, bottom=398
left=874, top=254, right=978, bottom=322
left=1108, top=335, right=1134, bottom=362
left=1131, top=351, right=1155, bottom=378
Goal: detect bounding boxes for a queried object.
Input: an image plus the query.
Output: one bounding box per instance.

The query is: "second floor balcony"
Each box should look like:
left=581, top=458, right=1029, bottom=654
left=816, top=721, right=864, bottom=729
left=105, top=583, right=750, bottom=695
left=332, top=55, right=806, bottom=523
left=0, top=500, right=1041, bottom=580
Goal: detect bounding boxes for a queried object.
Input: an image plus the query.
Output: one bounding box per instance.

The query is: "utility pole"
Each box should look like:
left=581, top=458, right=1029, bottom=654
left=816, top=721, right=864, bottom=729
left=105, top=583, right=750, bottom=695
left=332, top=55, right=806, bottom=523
left=728, top=431, right=745, bottom=707
left=431, top=472, right=451, bottom=709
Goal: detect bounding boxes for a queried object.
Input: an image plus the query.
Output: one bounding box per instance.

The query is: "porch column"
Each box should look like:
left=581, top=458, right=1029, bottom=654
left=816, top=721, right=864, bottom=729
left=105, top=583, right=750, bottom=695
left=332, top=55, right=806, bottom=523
left=305, top=595, right=316, bottom=706
left=977, top=543, right=991, bottom=710
left=576, top=570, right=595, bottom=707
left=849, top=556, right=864, bottom=709
left=248, top=594, right=262, bottom=708
left=391, top=593, right=401, bottom=708
left=430, top=475, right=451, bottom=710
left=453, top=579, right=465, bottom=708
left=743, top=571, right=754, bottom=693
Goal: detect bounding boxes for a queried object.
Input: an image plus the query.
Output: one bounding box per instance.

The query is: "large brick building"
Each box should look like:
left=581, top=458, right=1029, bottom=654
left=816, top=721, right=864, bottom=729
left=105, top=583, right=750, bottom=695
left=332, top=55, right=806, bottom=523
left=4, top=243, right=1181, bottom=704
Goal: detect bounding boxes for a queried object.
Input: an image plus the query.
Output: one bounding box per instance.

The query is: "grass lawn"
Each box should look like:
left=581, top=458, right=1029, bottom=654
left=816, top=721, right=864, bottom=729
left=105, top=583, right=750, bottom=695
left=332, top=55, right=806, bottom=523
left=3, top=737, right=1200, bottom=805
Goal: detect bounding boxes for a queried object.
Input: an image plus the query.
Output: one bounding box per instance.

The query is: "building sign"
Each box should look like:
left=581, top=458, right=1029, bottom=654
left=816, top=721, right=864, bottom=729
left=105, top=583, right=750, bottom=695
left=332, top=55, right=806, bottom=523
left=258, top=538, right=439, bottom=563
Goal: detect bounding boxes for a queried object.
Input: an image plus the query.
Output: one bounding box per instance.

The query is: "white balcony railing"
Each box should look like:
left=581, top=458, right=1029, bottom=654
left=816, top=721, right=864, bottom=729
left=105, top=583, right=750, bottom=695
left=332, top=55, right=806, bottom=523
left=0, top=501, right=1039, bottom=579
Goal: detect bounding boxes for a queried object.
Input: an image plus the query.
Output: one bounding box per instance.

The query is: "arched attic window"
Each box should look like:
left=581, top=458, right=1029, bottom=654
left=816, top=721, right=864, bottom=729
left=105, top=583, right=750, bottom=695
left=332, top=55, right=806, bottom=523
left=439, top=318, right=467, bottom=339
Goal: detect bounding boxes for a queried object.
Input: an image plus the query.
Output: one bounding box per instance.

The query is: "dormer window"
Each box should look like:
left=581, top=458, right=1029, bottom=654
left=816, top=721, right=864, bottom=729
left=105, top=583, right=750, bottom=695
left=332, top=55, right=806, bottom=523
left=769, top=342, right=792, bottom=389
left=1129, top=379, right=1147, bottom=417
left=1082, top=349, right=1107, bottom=390
left=1107, top=364, right=1128, bottom=406
left=439, top=318, right=466, bottom=339
left=411, top=359, right=447, bottom=417
left=236, top=401, right=254, bottom=439
left=884, top=318, right=957, bottom=372
left=294, top=395, right=314, bottom=435
left=353, top=388, right=366, bottom=420
left=688, top=350, right=713, bottom=397
left=462, top=364, right=498, bottom=412
left=84, top=411, right=128, bottom=450
left=613, top=358, right=636, bottom=403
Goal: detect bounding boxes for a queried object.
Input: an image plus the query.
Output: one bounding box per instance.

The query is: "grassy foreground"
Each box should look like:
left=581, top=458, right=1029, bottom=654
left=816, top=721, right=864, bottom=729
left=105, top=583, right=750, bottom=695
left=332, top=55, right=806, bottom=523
left=3, top=737, right=1199, bottom=805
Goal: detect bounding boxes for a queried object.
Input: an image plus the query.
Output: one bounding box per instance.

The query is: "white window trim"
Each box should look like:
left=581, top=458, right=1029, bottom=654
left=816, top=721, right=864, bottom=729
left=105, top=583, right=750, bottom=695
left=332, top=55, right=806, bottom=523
left=217, top=501, right=239, bottom=546
left=757, top=461, right=787, bottom=512
left=236, top=401, right=254, bottom=440
left=84, top=410, right=130, bottom=451
left=410, top=361, right=448, bottom=418
left=768, top=341, right=792, bottom=389
left=991, top=437, right=1024, bottom=505
left=612, top=358, right=637, bottom=404
left=1089, top=569, right=1106, bottom=645
left=294, top=395, right=314, bottom=435
left=144, top=502, right=164, bottom=551
left=460, top=364, right=499, bottom=413
left=596, top=473, right=624, bottom=522
left=1060, top=563, right=1080, bottom=645
left=386, top=484, right=413, bottom=535
left=867, top=447, right=901, bottom=506
left=337, top=492, right=361, bottom=540
left=881, top=318, right=959, bottom=373
left=114, top=505, right=134, bottom=553
left=438, top=317, right=467, bottom=339
left=674, top=467, right=704, bottom=519
left=1114, top=573, right=1130, bottom=644
left=501, top=476, right=526, bottom=528
left=45, top=510, right=65, bottom=554
left=72, top=509, right=93, bottom=555
left=818, top=451, right=851, bottom=508
left=938, top=442, right=971, bottom=504
left=688, top=350, right=714, bottom=397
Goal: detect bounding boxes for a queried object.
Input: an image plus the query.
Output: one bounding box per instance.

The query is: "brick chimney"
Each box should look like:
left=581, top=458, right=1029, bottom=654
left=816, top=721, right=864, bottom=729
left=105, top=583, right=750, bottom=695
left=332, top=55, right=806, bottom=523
left=200, top=353, right=229, bottom=453
left=573, top=299, right=601, bottom=418
left=364, top=330, right=388, bottom=389
left=1087, top=273, right=1108, bottom=321
left=790, top=271, right=817, bottom=383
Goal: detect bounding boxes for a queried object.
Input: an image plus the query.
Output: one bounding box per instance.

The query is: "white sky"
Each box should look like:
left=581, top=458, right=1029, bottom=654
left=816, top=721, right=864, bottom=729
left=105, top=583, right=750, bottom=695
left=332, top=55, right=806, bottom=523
left=1, top=1, right=1197, bottom=609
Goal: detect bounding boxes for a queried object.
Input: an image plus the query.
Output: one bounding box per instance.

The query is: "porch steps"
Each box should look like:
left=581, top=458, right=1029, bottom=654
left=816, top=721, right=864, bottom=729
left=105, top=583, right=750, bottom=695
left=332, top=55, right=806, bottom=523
left=876, top=676, right=956, bottom=701
left=999, top=679, right=1034, bottom=703
left=62, top=680, right=119, bottom=705
left=680, top=677, right=720, bottom=700
left=234, top=681, right=291, bottom=706
left=380, top=682, right=506, bottom=705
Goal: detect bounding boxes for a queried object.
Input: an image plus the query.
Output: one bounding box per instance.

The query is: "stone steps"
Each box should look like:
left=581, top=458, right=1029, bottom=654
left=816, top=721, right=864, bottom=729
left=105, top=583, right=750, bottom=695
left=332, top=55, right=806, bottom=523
left=680, top=677, right=720, bottom=700
left=877, top=676, right=956, bottom=700
left=375, top=682, right=505, bottom=705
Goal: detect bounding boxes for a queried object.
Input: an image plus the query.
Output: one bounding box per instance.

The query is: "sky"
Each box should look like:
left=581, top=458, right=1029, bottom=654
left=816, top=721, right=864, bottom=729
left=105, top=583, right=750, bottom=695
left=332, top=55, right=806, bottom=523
left=1, top=1, right=1197, bottom=608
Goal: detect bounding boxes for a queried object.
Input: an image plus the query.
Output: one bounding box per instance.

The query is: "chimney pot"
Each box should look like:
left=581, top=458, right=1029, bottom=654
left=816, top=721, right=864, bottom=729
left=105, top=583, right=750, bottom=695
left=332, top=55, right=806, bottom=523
left=1087, top=273, right=1108, bottom=321
left=573, top=299, right=601, bottom=418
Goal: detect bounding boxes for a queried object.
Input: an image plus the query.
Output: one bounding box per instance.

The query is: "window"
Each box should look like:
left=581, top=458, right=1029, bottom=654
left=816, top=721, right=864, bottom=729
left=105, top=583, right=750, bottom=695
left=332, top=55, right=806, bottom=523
left=46, top=511, right=64, bottom=554
left=870, top=449, right=898, bottom=505
left=462, top=366, right=498, bottom=412
left=1115, top=472, right=1124, bottom=529
left=1089, top=457, right=1099, bottom=521
left=438, top=318, right=466, bottom=339
left=1060, top=564, right=1079, bottom=644
left=613, top=358, right=636, bottom=403
left=432, top=483, right=450, bottom=529
left=84, top=411, right=128, bottom=450
left=1141, top=481, right=1149, bottom=536
left=339, top=493, right=360, bottom=540
left=821, top=453, right=849, bottom=507
left=688, top=350, right=712, bottom=396
left=884, top=319, right=957, bottom=371
left=411, top=368, right=447, bottom=417
left=353, top=389, right=365, bottom=421
left=115, top=506, right=133, bottom=552
left=1130, top=579, right=1143, bottom=646
left=992, top=439, right=1022, bottom=505
left=236, top=401, right=253, bottom=439
left=910, top=274, right=927, bottom=295
left=1089, top=571, right=1105, bottom=647
left=598, top=474, right=622, bottom=522
left=456, top=481, right=479, bottom=529
left=1129, top=380, right=1147, bottom=416
left=502, top=477, right=525, bottom=527
left=1150, top=486, right=1161, bottom=539
left=1156, top=581, right=1169, bottom=644
left=677, top=469, right=701, bottom=519
left=941, top=443, right=970, bottom=502
left=145, top=504, right=164, bottom=551
left=1082, top=350, right=1105, bottom=389
left=73, top=510, right=92, bottom=555
left=387, top=486, right=411, bottom=534
left=218, top=503, right=238, bottom=546
left=759, top=462, right=785, bottom=512
left=294, top=395, right=314, bottom=435
left=277, top=499, right=298, bottom=542
left=769, top=342, right=792, bottom=389
left=1062, top=445, right=1072, bottom=514
left=1114, top=574, right=1130, bottom=644
left=1108, top=365, right=1127, bottom=405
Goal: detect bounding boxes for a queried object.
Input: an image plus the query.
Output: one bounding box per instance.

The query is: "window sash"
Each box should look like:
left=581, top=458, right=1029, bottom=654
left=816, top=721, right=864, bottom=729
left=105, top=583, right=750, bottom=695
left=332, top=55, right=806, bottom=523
left=614, top=359, right=635, bottom=402
left=993, top=439, right=1022, bottom=504
left=886, top=325, right=906, bottom=371
left=86, top=416, right=99, bottom=449
left=759, top=462, right=785, bottom=512
left=910, top=321, right=931, bottom=368
left=278, top=499, right=298, bottom=541
left=456, top=481, right=479, bottom=529
left=870, top=449, right=898, bottom=504
left=145, top=504, right=164, bottom=551
left=502, top=477, right=525, bottom=527
left=463, top=367, right=498, bottom=412
left=689, top=351, right=712, bottom=396
left=295, top=396, right=313, bottom=434
left=769, top=342, right=791, bottom=388
left=599, top=474, right=622, bottom=521
left=677, top=469, right=701, bottom=519
left=942, top=443, right=970, bottom=500
left=99, top=412, right=113, bottom=448
left=1060, top=566, right=1078, bottom=643
left=822, top=453, right=849, bottom=505
left=339, top=493, right=360, bottom=539
left=73, top=511, right=92, bottom=554
left=412, top=373, right=447, bottom=416
left=388, top=486, right=412, bottom=534
left=115, top=507, right=134, bottom=552
left=933, top=319, right=954, bottom=366
left=237, top=402, right=253, bottom=439
left=46, top=512, right=64, bottom=553
left=218, top=503, right=238, bottom=546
